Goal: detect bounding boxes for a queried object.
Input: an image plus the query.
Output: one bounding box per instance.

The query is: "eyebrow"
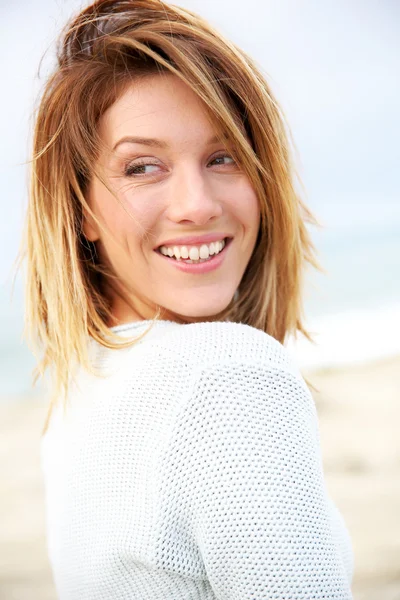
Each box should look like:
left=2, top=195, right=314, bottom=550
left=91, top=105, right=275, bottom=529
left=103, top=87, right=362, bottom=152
left=112, top=133, right=227, bottom=152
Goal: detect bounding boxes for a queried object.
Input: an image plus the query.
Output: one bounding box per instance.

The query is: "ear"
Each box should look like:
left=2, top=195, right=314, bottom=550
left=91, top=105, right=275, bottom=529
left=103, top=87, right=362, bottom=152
left=81, top=207, right=100, bottom=242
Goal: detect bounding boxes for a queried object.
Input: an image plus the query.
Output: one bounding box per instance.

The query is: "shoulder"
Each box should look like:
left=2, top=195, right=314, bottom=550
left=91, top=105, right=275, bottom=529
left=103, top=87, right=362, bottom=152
left=159, top=321, right=299, bottom=376
left=164, top=322, right=317, bottom=434
left=152, top=320, right=314, bottom=425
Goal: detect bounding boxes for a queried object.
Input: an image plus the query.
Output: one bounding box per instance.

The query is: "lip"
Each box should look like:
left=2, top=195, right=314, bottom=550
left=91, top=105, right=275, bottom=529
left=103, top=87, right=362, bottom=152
left=155, top=237, right=232, bottom=274
left=155, top=232, right=233, bottom=249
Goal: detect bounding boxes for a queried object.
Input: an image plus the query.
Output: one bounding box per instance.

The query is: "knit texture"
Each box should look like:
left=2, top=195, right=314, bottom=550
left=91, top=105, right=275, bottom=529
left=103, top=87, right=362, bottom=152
left=41, top=320, right=354, bottom=599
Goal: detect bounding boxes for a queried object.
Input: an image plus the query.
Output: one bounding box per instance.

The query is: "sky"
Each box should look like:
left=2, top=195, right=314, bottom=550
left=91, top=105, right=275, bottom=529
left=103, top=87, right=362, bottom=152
left=1, top=0, right=399, bottom=287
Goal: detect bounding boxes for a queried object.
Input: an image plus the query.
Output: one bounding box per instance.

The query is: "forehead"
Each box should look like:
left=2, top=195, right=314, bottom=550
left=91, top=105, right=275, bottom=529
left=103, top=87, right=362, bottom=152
left=99, top=73, right=220, bottom=151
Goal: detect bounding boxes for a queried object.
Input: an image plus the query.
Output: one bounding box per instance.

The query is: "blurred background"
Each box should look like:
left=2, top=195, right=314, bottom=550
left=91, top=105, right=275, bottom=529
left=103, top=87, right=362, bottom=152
left=1, top=1, right=399, bottom=599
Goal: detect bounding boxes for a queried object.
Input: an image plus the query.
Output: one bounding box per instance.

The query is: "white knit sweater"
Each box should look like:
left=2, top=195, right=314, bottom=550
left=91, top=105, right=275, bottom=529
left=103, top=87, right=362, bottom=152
left=41, top=320, right=354, bottom=599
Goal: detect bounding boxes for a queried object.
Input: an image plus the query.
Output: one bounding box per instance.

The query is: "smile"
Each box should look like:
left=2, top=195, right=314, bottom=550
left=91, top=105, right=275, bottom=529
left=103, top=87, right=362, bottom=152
left=157, top=237, right=229, bottom=261
left=155, top=237, right=232, bottom=274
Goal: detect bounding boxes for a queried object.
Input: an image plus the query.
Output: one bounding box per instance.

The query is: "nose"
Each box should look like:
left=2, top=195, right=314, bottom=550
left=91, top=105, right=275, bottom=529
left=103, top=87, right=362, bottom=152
left=165, top=164, right=223, bottom=225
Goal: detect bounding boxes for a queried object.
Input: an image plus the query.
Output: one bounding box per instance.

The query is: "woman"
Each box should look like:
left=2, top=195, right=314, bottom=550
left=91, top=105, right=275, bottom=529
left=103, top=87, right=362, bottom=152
left=22, top=0, right=354, bottom=597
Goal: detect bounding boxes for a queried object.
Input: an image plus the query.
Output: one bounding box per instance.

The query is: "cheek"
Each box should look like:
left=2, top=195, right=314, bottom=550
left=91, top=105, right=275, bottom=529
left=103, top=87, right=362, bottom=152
left=248, top=189, right=261, bottom=223
left=95, top=183, right=158, bottom=243
left=230, top=182, right=260, bottom=229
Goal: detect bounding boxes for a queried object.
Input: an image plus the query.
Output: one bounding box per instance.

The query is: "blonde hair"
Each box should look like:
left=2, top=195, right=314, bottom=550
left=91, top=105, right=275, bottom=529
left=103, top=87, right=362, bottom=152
left=20, top=0, right=323, bottom=434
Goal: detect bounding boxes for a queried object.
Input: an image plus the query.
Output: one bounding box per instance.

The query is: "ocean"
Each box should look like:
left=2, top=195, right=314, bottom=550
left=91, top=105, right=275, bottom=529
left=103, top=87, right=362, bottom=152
left=1, top=208, right=399, bottom=398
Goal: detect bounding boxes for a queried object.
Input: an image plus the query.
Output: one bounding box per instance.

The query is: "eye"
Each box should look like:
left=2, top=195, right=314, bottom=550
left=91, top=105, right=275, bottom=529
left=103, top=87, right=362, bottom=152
left=124, top=160, right=163, bottom=177
left=208, top=153, right=237, bottom=168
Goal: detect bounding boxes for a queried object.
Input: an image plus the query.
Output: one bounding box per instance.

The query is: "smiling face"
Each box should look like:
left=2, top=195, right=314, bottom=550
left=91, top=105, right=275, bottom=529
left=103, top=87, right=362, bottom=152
left=84, top=73, right=260, bottom=324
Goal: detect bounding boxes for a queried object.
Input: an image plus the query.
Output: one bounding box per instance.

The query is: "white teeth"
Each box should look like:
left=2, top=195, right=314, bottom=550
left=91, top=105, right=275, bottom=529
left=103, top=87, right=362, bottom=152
left=199, top=244, right=209, bottom=259
left=189, top=247, right=200, bottom=261
left=158, top=238, right=227, bottom=261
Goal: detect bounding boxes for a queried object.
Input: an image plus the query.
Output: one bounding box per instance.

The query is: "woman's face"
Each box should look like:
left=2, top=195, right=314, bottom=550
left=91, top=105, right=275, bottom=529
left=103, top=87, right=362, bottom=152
left=85, top=73, right=260, bottom=323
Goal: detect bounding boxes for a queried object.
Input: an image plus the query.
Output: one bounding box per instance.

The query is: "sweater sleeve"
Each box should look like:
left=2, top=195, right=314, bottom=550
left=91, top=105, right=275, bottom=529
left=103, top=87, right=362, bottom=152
left=163, top=361, right=353, bottom=600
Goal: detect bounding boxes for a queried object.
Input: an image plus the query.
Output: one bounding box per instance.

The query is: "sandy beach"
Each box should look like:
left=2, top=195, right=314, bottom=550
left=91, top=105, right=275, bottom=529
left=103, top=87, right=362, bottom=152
left=1, top=355, right=399, bottom=600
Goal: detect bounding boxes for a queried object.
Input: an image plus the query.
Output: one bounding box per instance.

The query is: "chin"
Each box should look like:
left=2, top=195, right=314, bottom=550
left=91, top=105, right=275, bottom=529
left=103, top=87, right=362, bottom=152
left=165, top=297, right=234, bottom=320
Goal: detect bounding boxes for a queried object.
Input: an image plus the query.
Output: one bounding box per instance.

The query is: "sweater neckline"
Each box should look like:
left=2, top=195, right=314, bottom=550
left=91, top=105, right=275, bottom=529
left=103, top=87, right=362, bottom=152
left=109, top=319, right=180, bottom=333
